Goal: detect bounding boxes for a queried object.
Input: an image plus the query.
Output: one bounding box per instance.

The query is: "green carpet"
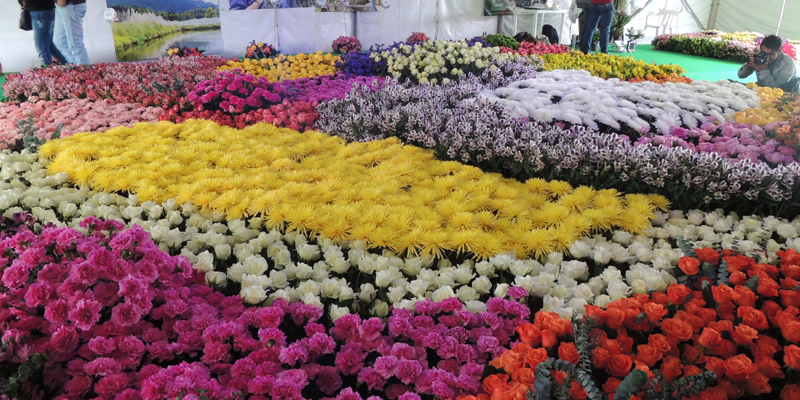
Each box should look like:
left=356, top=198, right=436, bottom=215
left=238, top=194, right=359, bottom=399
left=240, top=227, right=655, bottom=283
left=0, top=75, right=5, bottom=101
left=615, top=44, right=756, bottom=83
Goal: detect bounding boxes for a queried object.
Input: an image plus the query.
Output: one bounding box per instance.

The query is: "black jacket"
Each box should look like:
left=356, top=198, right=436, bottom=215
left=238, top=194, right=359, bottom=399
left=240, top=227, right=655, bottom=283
left=19, top=0, right=55, bottom=12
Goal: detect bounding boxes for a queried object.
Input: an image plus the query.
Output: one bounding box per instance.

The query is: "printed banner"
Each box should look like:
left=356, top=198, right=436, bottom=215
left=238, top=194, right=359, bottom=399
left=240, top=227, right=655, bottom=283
left=315, top=0, right=389, bottom=12
left=106, top=0, right=223, bottom=61
left=484, top=0, right=514, bottom=16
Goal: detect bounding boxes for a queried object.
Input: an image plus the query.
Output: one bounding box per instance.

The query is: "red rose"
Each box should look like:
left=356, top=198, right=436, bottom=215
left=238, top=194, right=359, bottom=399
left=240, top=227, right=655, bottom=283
left=667, top=284, right=692, bottom=304
left=745, top=371, right=771, bottom=396
left=592, top=347, right=610, bottom=369
left=660, top=318, right=693, bottom=342
left=705, top=357, right=727, bottom=379
left=785, top=345, right=800, bottom=370
left=728, top=270, right=747, bottom=285
left=731, top=324, right=758, bottom=346
left=602, top=378, right=621, bottom=393
left=604, top=308, right=625, bottom=330
left=781, top=290, right=800, bottom=308
left=781, top=384, right=800, bottom=400
left=648, top=334, right=671, bottom=355
left=635, top=344, right=661, bottom=367
left=737, top=306, right=769, bottom=330
left=695, top=248, right=720, bottom=265
left=569, top=381, right=588, bottom=400
left=724, top=255, right=754, bottom=272
left=606, top=354, right=633, bottom=377
left=516, top=324, right=542, bottom=347
left=660, top=356, right=683, bottom=384
left=757, top=275, right=781, bottom=298
left=724, top=354, right=758, bottom=382
left=678, top=257, right=701, bottom=275
left=732, top=286, right=757, bottom=307
left=558, top=342, right=580, bottom=366
left=651, top=292, right=669, bottom=306
left=642, top=302, right=667, bottom=323
left=755, top=354, right=785, bottom=379
left=525, top=348, right=549, bottom=369
left=698, top=327, right=723, bottom=348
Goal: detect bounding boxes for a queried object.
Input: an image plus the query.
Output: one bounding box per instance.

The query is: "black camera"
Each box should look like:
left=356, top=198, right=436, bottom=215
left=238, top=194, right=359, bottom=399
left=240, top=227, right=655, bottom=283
left=753, top=52, right=769, bottom=65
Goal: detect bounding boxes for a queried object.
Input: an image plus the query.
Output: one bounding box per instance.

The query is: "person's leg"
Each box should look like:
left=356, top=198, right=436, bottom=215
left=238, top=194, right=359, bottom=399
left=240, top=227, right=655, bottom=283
left=65, top=3, right=91, bottom=64
left=598, top=3, right=615, bottom=54
left=580, top=5, right=601, bottom=54
left=30, top=10, right=55, bottom=66
left=53, top=5, right=75, bottom=64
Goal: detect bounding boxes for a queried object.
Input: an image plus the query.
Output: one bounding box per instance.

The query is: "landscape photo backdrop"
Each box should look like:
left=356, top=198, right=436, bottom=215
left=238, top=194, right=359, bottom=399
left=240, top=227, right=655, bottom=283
left=106, top=0, right=223, bottom=61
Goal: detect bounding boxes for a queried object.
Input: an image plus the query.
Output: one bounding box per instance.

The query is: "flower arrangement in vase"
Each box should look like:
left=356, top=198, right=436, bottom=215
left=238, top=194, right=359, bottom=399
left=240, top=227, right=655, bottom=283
left=246, top=40, right=280, bottom=60
left=332, top=36, right=362, bottom=54
left=406, top=32, right=430, bottom=44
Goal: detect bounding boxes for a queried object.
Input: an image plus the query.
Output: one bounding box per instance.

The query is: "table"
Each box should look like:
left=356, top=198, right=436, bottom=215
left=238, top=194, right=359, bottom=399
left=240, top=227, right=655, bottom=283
left=511, top=8, right=568, bottom=44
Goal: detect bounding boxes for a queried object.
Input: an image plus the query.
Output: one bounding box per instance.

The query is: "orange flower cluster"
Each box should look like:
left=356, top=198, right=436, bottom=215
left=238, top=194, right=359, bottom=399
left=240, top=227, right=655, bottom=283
left=480, top=247, right=800, bottom=400
left=626, top=74, right=693, bottom=84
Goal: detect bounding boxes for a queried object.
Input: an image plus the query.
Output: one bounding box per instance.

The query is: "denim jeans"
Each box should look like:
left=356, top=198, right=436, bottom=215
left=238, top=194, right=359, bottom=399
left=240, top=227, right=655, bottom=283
left=580, top=2, right=615, bottom=54
left=54, top=3, right=90, bottom=65
left=31, top=9, right=69, bottom=66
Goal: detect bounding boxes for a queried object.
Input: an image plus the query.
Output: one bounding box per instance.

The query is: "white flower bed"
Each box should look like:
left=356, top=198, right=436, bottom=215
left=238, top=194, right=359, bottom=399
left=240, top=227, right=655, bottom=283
left=479, top=70, right=760, bottom=134
left=3, top=150, right=798, bottom=320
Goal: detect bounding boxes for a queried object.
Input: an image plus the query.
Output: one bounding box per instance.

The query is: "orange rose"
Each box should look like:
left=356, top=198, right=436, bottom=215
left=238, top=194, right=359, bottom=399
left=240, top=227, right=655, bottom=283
left=711, top=285, right=734, bottom=304
left=602, top=378, right=621, bottom=393
left=525, top=347, right=549, bottom=369
left=717, top=302, right=736, bottom=321
left=678, top=257, right=701, bottom=275
left=651, top=292, right=669, bottom=306
left=755, top=354, right=785, bottom=379
left=554, top=370, right=567, bottom=384
left=516, top=324, right=542, bottom=347
left=592, top=347, right=610, bottom=369
left=584, top=305, right=606, bottom=326
left=781, top=320, right=800, bottom=343
left=716, top=340, right=738, bottom=360
left=724, top=354, right=758, bottom=383
left=660, top=356, right=683, bottom=384
left=762, top=300, right=783, bottom=318
left=512, top=368, right=536, bottom=389
left=757, top=275, right=781, bottom=297
left=635, top=344, right=661, bottom=367
left=732, top=286, right=757, bottom=307
left=699, top=387, right=727, bottom=400
left=737, top=306, right=769, bottom=330
left=541, top=329, right=558, bottom=348
left=707, top=320, right=733, bottom=333
left=695, top=248, right=720, bottom=265
left=785, top=345, right=800, bottom=369
left=500, top=350, right=526, bottom=374
left=642, top=302, right=667, bottom=323
left=697, top=327, right=723, bottom=348
left=604, top=308, right=625, bottom=330
left=606, top=354, right=633, bottom=377
left=781, top=384, right=800, bottom=400
left=483, top=374, right=509, bottom=394
left=745, top=371, right=771, bottom=396
left=781, top=290, right=800, bottom=308
left=660, top=318, right=693, bottom=342
left=569, top=381, right=588, bottom=400
left=705, top=357, right=726, bottom=379
left=719, top=379, right=745, bottom=400
left=782, top=264, right=800, bottom=280
left=731, top=324, right=758, bottom=346
left=558, top=342, right=580, bottom=366
left=648, top=334, right=671, bottom=354
left=724, top=254, right=754, bottom=272
left=667, top=284, right=692, bottom=304
left=754, top=335, right=781, bottom=355
left=729, top=270, right=747, bottom=285
left=502, top=383, right=528, bottom=400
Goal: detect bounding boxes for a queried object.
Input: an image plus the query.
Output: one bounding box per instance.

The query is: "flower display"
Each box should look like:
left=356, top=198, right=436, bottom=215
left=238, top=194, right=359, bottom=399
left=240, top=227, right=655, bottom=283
left=317, top=75, right=799, bottom=217
left=480, top=70, right=759, bottom=135
left=406, top=32, right=430, bottom=44
left=39, top=119, right=665, bottom=260
left=1, top=56, right=228, bottom=107
left=245, top=40, right=280, bottom=59
left=219, top=52, right=340, bottom=82
left=483, top=34, right=520, bottom=50
left=336, top=50, right=383, bottom=77
left=166, top=46, right=205, bottom=57
left=0, top=99, right=162, bottom=150
left=159, top=99, right=319, bottom=131
left=332, top=36, right=362, bottom=54
left=500, top=41, right=569, bottom=56
left=273, top=73, right=386, bottom=105
left=540, top=52, right=688, bottom=82
left=652, top=30, right=798, bottom=62
left=187, top=70, right=283, bottom=115
left=369, top=39, right=539, bottom=84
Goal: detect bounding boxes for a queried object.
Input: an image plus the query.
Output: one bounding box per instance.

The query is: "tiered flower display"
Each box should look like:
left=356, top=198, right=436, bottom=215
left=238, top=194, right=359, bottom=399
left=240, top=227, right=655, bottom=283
left=246, top=41, right=280, bottom=60
left=4, top=27, right=800, bottom=400
left=652, top=30, right=799, bottom=62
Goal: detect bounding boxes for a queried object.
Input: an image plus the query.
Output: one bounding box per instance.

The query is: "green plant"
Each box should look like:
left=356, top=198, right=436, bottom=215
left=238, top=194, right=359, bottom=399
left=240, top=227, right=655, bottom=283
left=484, top=34, right=520, bottom=50
left=9, top=113, right=63, bottom=153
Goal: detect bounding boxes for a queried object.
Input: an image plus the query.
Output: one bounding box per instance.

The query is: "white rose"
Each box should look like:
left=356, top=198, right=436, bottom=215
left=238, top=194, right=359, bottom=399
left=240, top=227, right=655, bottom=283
left=457, top=286, right=479, bottom=302
left=551, top=285, right=571, bottom=299
left=593, top=246, right=612, bottom=265
left=339, top=285, right=355, bottom=301
left=778, top=223, right=798, bottom=239
left=241, top=286, right=267, bottom=305
left=572, top=284, right=594, bottom=300
left=227, top=263, right=246, bottom=283
left=360, top=283, right=377, bottom=303
left=509, top=261, right=532, bottom=277
left=687, top=210, right=705, bottom=225
left=431, top=286, right=456, bottom=303
left=358, top=257, right=377, bottom=274
left=587, top=276, right=605, bottom=296
left=472, top=276, right=492, bottom=294
left=296, top=243, right=320, bottom=261
left=375, top=270, right=394, bottom=288
left=402, top=257, right=423, bottom=275
left=296, top=280, right=320, bottom=297
left=606, top=279, right=632, bottom=300
left=269, top=289, right=291, bottom=302
left=214, top=244, right=231, bottom=260
left=194, top=251, right=215, bottom=273
left=436, top=270, right=456, bottom=288
left=407, top=279, right=429, bottom=297
left=557, top=274, right=577, bottom=289
left=454, top=267, right=475, bottom=285
left=387, top=286, right=407, bottom=304
left=243, top=255, right=269, bottom=276
left=529, top=276, right=552, bottom=297
left=594, top=294, right=611, bottom=308
left=561, top=261, right=589, bottom=280
left=568, top=298, right=588, bottom=313
left=205, top=271, right=227, bottom=288
left=542, top=294, right=565, bottom=312
left=546, top=252, right=563, bottom=265
left=601, top=267, right=622, bottom=283
left=294, top=263, right=314, bottom=280
left=494, top=283, right=509, bottom=298
left=475, top=261, right=496, bottom=277
left=269, top=270, right=288, bottom=289
left=276, top=249, right=292, bottom=266
left=329, top=305, right=350, bottom=322
left=301, top=292, right=323, bottom=309
left=320, top=278, right=341, bottom=299
left=612, top=231, right=633, bottom=245
left=767, top=239, right=781, bottom=253
left=370, top=300, right=389, bottom=317
left=569, top=240, right=592, bottom=259
left=491, top=253, right=513, bottom=270
left=329, top=257, right=351, bottom=274
left=631, top=279, right=648, bottom=294
left=465, top=300, right=487, bottom=313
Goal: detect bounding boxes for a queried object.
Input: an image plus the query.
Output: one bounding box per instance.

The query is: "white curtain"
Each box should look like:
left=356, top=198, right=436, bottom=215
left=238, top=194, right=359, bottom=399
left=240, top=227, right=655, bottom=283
left=355, top=0, right=437, bottom=47
left=437, top=0, right=497, bottom=41
left=277, top=8, right=353, bottom=54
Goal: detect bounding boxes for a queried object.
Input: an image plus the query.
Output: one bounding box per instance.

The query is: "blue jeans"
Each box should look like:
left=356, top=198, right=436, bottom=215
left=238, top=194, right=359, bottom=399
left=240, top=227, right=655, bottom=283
left=54, top=3, right=90, bottom=65
left=580, top=2, right=615, bottom=54
left=31, top=9, right=69, bottom=66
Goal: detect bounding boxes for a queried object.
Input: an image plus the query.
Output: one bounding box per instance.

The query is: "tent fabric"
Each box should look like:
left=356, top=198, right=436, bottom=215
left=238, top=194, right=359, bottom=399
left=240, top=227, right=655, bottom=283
left=714, top=0, right=799, bottom=40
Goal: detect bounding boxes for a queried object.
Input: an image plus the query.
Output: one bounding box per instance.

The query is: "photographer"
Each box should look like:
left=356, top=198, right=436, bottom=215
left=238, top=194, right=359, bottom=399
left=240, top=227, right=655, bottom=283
left=738, top=35, right=798, bottom=91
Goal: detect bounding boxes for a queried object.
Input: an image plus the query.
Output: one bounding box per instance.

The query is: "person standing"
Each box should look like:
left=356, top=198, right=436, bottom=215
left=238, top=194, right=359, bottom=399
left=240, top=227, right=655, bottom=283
left=580, top=0, right=614, bottom=54
left=53, top=0, right=91, bottom=65
left=19, top=0, right=70, bottom=67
